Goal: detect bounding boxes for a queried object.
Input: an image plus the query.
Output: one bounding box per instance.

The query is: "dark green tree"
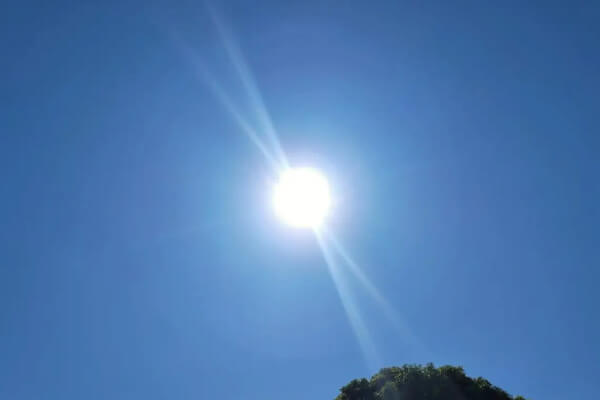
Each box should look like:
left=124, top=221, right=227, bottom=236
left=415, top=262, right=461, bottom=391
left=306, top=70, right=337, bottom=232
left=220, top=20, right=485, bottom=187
left=337, top=378, right=376, bottom=400
left=335, top=364, right=528, bottom=400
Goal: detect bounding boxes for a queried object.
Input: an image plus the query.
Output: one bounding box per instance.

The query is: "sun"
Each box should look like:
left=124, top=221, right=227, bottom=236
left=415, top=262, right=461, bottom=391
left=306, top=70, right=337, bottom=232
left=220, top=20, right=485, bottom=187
left=273, top=167, right=331, bottom=228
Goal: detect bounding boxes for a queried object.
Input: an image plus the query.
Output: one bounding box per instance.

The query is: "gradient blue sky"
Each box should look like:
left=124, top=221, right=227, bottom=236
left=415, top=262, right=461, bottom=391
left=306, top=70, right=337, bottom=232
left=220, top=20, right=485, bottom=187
left=1, top=1, right=599, bottom=399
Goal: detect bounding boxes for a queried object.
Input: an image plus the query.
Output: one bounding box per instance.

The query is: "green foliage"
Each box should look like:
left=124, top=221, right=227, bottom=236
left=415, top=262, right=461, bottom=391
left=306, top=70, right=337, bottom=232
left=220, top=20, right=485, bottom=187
left=336, top=378, right=376, bottom=400
left=336, top=364, right=528, bottom=400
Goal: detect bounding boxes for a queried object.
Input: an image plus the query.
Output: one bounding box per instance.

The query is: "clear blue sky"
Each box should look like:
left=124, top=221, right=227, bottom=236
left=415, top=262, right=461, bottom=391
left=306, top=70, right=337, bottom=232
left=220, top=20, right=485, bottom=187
left=1, top=1, right=599, bottom=399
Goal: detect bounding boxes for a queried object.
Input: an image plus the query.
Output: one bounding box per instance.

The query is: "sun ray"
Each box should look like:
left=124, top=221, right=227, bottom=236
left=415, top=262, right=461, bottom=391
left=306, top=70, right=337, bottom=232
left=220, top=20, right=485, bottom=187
left=176, top=5, right=423, bottom=369
left=324, top=228, right=430, bottom=357
left=196, top=66, right=281, bottom=172
left=170, top=34, right=282, bottom=172
left=208, top=6, right=289, bottom=171
left=315, top=228, right=381, bottom=370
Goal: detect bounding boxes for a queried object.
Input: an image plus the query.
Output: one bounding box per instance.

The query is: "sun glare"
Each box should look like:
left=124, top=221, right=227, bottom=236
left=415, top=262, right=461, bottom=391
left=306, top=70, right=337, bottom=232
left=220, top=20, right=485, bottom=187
left=273, top=167, right=331, bottom=228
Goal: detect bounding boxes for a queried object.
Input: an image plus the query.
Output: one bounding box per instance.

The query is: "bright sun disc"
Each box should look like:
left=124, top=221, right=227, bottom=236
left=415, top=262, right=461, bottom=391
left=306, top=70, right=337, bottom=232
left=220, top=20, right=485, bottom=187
left=273, top=167, right=331, bottom=228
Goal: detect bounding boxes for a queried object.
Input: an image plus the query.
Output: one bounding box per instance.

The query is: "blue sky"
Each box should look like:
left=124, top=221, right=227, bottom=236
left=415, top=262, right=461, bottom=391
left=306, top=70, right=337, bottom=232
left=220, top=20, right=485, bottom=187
left=1, top=1, right=599, bottom=399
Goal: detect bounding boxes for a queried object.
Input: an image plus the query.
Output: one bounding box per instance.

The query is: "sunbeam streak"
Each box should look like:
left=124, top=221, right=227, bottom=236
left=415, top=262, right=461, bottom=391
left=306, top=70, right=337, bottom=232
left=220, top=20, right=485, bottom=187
left=196, top=65, right=281, bottom=171
left=315, top=229, right=381, bottom=370
left=170, top=27, right=282, bottom=173
left=181, top=5, right=423, bottom=369
left=325, top=229, right=428, bottom=355
left=208, top=7, right=289, bottom=170
left=174, top=35, right=281, bottom=172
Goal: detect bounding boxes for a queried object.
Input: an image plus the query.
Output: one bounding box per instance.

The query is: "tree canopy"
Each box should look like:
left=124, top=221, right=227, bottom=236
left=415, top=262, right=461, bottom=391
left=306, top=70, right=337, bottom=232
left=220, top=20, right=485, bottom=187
left=335, top=364, right=527, bottom=400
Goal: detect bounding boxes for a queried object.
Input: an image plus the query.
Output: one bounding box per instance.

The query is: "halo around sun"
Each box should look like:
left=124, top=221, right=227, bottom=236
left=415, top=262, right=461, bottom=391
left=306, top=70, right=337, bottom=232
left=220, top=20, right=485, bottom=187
left=273, top=167, right=331, bottom=228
